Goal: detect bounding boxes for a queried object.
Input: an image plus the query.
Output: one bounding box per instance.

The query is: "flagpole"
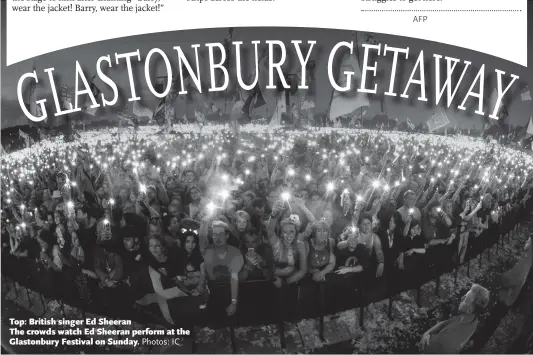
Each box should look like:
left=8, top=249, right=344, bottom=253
left=222, top=28, right=234, bottom=116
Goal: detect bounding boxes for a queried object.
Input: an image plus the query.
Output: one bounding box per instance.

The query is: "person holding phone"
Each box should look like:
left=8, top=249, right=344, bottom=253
left=397, top=190, right=421, bottom=237
left=239, top=226, right=274, bottom=281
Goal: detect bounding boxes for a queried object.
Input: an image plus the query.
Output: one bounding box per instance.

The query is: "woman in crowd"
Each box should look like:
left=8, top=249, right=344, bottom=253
left=180, top=231, right=208, bottom=303
left=307, top=220, right=336, bottom=282
left=375, top=209, right=402, bottom=279
left=136, top=237, right=189, bottom=324
left=233, top=210, right=250, bottom=245
left=397, top=220, right=426, bottom=286
left=267, top=201, right=308, bottom=287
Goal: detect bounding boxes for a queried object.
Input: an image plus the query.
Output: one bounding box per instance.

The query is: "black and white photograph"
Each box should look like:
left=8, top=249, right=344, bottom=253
left=1, top=1, right=533, bottom=353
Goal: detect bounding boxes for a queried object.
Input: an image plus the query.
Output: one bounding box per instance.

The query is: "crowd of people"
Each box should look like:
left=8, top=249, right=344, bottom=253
left=2, top=124, right=533, bottom=328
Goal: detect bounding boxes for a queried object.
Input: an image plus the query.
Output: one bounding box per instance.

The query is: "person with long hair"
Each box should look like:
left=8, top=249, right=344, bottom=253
left=137, top=237, right=189, bottom=324
left=308, top=220, right=336, bottom=282
left=180, top=231, right=208, bottom=303
left=376, top=209, right=402, bottom=276
left=267, top=201, right=308, bottom=287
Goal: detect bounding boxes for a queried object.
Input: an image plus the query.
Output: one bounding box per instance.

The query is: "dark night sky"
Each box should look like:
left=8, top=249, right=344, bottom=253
left=1, top=0, right=532, bottom=129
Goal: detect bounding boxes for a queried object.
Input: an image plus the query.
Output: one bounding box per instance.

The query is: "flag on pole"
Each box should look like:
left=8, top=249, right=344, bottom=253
left=82, top=77, right=101, bottom=116
left=426, top=109, right=450, bottom=132
left=183, top=76, right=208, bottom=117
left=524, top=116, right=533, bottom=140
left=489, top=88, right=504, bottom=121
left=406, top=118, right=415, bottom=130
left=268, top=93, right=287, bottom=129
left=133, top=100, right=154, bottom=118
left=152, top=77, right=178, bottom=127
left=219, top=28, right=234, bottom=88
left=19, top=129, right=32, bottom=147
left=237, top=48, right=268, bottom=119
left=294, top=59, right=317, bottom=125
left=195, top=109, right=206, bottom=125
left=328, top=51, right=369, bottom=123
left=60, top=85, right=73, bottom=110
left=152, top=97, right=167, bottom=126
left=230, top=87, right=247, bottom=119
left=521, top=86, right=532, bottom=101
left=242, top=85, right=266, bottom=119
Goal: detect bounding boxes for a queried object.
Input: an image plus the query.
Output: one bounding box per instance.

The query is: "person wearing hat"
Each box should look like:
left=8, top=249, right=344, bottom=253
left=420, top=284, right=490, bottom=353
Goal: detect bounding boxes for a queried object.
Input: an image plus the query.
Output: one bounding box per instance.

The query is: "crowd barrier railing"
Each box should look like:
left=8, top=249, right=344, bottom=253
left=2, top=198, right=532, bottom=353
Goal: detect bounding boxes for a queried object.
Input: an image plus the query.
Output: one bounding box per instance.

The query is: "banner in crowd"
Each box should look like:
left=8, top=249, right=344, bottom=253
left=426, top=109, right=450, bottom=132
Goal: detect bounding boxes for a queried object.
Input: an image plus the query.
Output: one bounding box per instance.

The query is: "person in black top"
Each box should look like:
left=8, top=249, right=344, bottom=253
left=397, top=220, right=426, bottom=282
left=119, top=225, right=149, bottom=300
left=137, top=237, right=189, bottom=324
left=335, top=227, right=371, bottom=279
left=376, top=209, right=404, bottom=281
left=179, top=231, right=209, bottom=310
left=75, top=204, right=97, bottom=271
